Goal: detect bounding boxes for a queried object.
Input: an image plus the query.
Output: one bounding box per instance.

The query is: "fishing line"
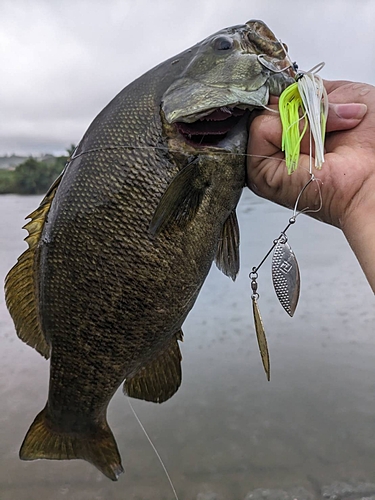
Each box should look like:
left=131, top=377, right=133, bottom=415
left=68, top=98, right=289, bottom=163
left=261, top=105, right=280, bottom=113
left=70, top=144, right=288, bottom=164
left=127, top=398, right=179, bottom=500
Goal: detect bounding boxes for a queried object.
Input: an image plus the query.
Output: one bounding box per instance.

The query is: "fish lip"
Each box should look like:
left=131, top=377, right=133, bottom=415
left=167, top=74, right=294, bottom=151
left=162, top=79, right=270, bottom=125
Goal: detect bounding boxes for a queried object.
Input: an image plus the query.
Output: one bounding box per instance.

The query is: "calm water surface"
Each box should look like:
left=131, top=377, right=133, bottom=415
left=0, top=192, right=374, bottom=500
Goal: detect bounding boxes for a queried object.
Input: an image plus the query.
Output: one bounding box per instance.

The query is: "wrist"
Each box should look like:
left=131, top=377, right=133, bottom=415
left=341, top=186, right=375, bottom=293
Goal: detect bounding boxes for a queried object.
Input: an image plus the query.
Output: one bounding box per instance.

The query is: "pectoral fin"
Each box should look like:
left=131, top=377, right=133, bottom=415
left=215, top=209, right=240, bottom=281
left=124, top=331, right=183, bottom=403
left=4, top=174, right=63, bottom=358
left=149, top=160, right=208, bottom=236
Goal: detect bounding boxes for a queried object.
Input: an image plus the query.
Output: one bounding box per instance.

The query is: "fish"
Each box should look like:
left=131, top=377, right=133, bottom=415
left=4, top=19, right=294, bottom=481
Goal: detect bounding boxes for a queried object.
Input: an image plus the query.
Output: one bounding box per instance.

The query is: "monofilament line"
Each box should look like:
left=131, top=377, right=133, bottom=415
left=127, top=398, right=179, bottom=500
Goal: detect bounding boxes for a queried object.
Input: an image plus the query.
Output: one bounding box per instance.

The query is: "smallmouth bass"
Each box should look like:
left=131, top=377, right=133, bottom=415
left=5, top=20, right=294, bottom=480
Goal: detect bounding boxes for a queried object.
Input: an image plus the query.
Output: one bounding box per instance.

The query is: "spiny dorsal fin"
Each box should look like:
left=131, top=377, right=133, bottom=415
left=149, top=159, right=208, bottom=236
left=4, top=175, right=62, bottom=359
left=215, top=209, right=240, bottom=281
left=124, top=330, right=183, bottom=403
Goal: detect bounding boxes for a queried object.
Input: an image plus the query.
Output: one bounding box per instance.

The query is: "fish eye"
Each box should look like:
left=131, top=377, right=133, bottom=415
left=213, top=36, right=233, bottom=52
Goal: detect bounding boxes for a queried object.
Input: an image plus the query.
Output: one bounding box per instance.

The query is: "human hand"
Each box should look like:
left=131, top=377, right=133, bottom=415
left=247, top=80, right=375, bottom=291
left=247, top=80, right=374, bottom=227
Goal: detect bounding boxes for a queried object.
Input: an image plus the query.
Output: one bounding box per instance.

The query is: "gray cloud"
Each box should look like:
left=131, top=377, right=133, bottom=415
left=1, top=0, right=374, bottom=155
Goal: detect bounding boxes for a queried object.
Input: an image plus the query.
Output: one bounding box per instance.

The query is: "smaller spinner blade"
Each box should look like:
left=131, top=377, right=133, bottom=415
left=272, top=238, right=300, bottom=316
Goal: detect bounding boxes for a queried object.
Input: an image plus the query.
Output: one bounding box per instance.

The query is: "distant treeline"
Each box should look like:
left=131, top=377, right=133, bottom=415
left=0, top=147, right=74, bottom=195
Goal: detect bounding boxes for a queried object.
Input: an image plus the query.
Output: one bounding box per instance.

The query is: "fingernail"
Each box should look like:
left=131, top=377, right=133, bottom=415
left=335, top=103, right=367, bottom=120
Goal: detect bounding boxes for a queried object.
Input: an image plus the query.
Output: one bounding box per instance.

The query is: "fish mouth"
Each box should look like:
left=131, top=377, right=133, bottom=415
left=175, top=106, right=251, bottom=147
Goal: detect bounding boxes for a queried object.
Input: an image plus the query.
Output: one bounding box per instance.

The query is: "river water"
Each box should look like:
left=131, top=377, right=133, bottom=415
left=0, top=192, right=374, bottom=500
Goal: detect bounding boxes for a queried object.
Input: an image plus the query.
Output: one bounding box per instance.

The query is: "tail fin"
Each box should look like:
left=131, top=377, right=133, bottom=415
left=19, top=407, right=124, bottom=481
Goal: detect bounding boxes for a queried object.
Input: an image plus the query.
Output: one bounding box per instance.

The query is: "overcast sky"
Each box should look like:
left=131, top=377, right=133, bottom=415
left=1, top=0, right=375, bottom=156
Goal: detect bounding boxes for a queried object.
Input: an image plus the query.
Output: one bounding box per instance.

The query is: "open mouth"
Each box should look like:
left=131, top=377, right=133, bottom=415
left=175, top=107, right=249, bottom=146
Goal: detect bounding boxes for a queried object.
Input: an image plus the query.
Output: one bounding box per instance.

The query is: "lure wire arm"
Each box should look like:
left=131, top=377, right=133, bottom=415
left=250, top=171, right=321, bottom=277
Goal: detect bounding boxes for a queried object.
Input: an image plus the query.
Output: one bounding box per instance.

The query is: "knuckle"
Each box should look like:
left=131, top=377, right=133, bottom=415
left=347, top=82, right=374, bottom=97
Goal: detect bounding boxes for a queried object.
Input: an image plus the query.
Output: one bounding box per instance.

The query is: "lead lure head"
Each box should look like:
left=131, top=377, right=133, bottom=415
left=271, top=234, right=300, bottom=316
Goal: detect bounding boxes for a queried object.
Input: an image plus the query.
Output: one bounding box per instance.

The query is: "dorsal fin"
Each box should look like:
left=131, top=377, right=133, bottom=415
left=4, top=175, right=63, bottom=359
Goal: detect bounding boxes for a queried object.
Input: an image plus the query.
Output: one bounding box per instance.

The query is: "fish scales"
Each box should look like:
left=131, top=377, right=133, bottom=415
left=4, top=20, right=294, bottom=480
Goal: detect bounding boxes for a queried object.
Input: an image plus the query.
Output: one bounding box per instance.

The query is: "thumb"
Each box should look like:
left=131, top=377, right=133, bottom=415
left=327, top=103, right=367, bottom=132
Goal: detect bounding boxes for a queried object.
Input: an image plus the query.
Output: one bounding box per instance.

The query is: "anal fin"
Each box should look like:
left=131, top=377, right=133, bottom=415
left=4, top=174, right=62, bottom=358
left=20, top=406, right=123, bottom=481
left=124, top=331, right=183, bottom=403
left=215, top=209, right=240, bottom=281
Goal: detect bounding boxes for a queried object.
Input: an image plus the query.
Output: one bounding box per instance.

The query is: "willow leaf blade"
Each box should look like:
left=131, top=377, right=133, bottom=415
left=272, top=240, right=300, bottom=317
left=252, top=297, right=270, bottom=381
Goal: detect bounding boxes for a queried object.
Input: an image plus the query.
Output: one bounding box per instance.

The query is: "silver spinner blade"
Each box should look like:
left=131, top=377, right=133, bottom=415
left=272, top=239, right=300, bottom=316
